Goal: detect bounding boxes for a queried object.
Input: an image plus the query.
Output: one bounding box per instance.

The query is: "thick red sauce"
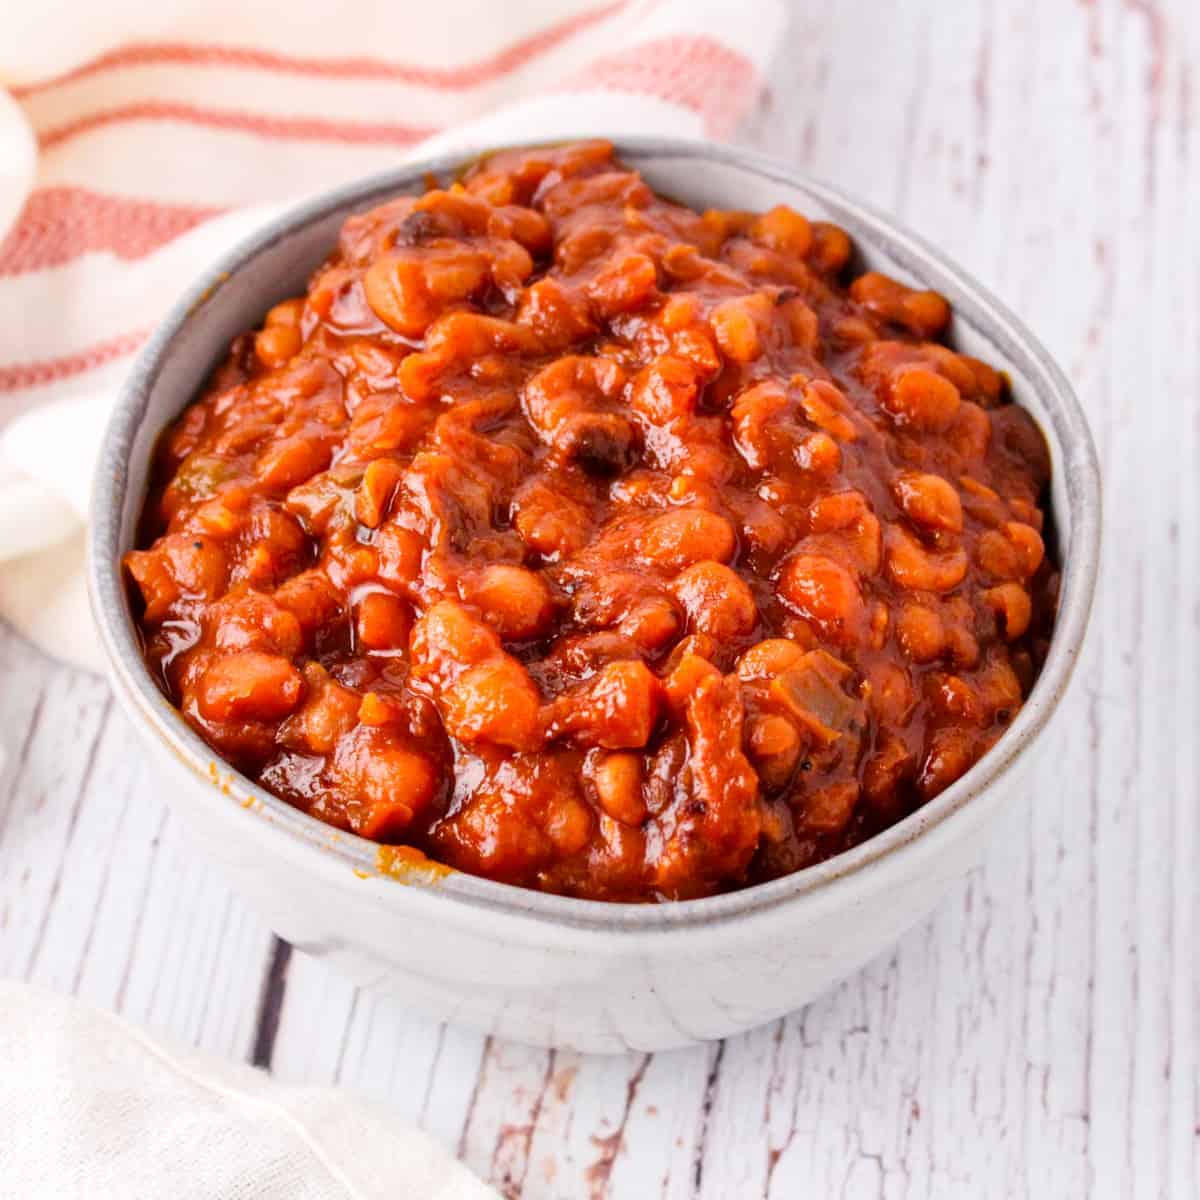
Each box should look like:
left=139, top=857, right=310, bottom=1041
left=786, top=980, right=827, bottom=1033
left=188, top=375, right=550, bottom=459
left=127, top=141, right=1057, bottom=901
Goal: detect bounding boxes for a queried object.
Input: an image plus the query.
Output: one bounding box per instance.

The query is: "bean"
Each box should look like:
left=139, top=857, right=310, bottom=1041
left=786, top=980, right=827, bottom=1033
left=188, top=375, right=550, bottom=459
left=618, top=596, right=681, bottom=652
left=710, top=293, right=773, bottom=363
left=630, top=355, right=702, bottom=424
left=660, top=293, right=699, bottom=329
left=556, top=226, right=614, bottom=272
left=552, top=660, right=664, bottom=750
left=543, top=794, right=594, bottom=854
left=808, top=222, right=852, bottom=273
left=737, top=497, right=790, bottom=560
left=280, top=663, right=359, bottom=753
left=1008, top=497, right=1042, bottom=528
left=753, top=205, right=813, bottom=257
left=731, top=381, right=789, bottom=471
left=894, top=472, right=963, bottom=533
left=590, top=752, right=647, bottom=826
left=780, top=297, right=820, bottom=353
left=410, top=600, right=544, bottom=749
left=866, top=660, right=915, bottom=725
left=832, top=314, right=877, bottom=344
left=194, top=497, right=243, bottom=538
left=661, top=651, right=720, bottom=714
left=929, top=673, right=983, bottom=723
left=363, top=256, right=433, bottom=338
left=264, top=298, right=304, bottom=329
left=886, top=525, right=969, bottom=593
left=851, top=271, right=950, bottom=337
left=336, top=730, right=438, bottom=839
left=796, top=431, right=842, bottom=474
left=918, top=727, right=978, bottom=798
left=207, top=591, right=302, bottom=657
left=495, top=205, right=552, bottom=255
left=976, top=528, right=1020, bottom=580
left=659, top=635, right=718, bottom=681
left=324, top=537, right=379, bottom=589
left=800, top=781, right=860, bottom=834
left=462, top=563, right=554, bottom=641
left=515, top=277, right=595, bottom=346
left=587, top=252, right=658, bottom=317
left=776, top=553, right=865, bottom=645
left=256, top=436, right=332, bottom=492
left=411, top=599, right=502, bottom=673
left=525, top=356, right=625, bottom=432
left=196, top=651, right=302, bottom=723
left=512, top=481, right=591, bottom=559
left=441, top=659, right=543, bottom=750
left=171, top=535, right=230, bottom=602
left=126, top=533, right=228, bottom=621
left=473, top=237, right=533, bottom=295
left=949, top=401, right=992, bottom=459
left=641, top=508, right=736, bottom=571
left=274, top=570, right=343, bottom=641
left=922, top=345, right=1005, bottom=405
left=884, top=367, right=962, bottom=432
left=976, top=657, right=1023, bottom=716
left=868, top=600, right=890, bottom=649
left=862, top=732, right=913, bottom=813
left=746, top=713, right=801, bottom=788
left=959, top=475, right=1007, bottom=526
left=413, top=188, right=491, bottom=235
left=736, top=638, right=806, bottom=681
left=671, top=325, right=723, bottom=376
left=1004, top=521, right=1046, bottom=577
left=800, top=380, right=858, bottom=441
left=671, top=561, right=758, bottom=639
left=946, top=624, right=981, bottom=670
left=370, top=248, right=494, bottom=337
left=981, top=583, right=1033, bottom=639
left=522, top=355, right=632, bottom=471
left=400, top=312, right=539, bottom=400
left=255, top=324, right=301, bottom=369
left=355, top=590, right=413, bottom=652
left=808, top=490, right=882, bottom=574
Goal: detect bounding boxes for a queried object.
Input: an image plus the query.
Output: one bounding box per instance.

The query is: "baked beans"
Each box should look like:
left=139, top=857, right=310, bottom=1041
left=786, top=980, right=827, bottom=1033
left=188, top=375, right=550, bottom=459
left=127, top=142, right=1057, bottom=901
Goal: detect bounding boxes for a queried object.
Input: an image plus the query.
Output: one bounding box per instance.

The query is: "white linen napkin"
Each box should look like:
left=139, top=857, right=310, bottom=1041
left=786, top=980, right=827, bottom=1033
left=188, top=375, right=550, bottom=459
left=0, top=0, right=785, bottom=671
left=0, top=982, right=498, bottom=1198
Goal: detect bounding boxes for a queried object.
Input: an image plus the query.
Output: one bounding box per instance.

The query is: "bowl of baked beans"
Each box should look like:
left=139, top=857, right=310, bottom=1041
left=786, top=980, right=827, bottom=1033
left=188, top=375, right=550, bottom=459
left=90, top=139, right=1099, bottom=1051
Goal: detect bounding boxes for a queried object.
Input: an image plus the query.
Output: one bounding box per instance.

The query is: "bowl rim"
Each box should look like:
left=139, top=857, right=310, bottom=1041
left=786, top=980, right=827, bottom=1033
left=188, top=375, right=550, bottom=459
left=88, top=134, right=1101, bottom=934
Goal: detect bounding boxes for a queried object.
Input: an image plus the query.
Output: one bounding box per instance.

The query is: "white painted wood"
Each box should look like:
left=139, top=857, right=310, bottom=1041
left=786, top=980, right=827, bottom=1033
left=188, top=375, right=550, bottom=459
left=0, top=633, right=276, bottom=1060
left=1, top=0, right=1197, bottom=1194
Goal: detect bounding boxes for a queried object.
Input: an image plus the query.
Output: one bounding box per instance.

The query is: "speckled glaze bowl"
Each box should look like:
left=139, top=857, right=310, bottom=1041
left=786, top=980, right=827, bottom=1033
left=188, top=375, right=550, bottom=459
left=88, top=138, right=1100, bottom=1053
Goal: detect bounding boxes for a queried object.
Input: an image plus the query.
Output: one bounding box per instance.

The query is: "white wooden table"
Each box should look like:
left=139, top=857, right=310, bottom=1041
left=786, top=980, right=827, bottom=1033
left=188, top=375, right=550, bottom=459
left=2, top=2, right=1197, bottom=1195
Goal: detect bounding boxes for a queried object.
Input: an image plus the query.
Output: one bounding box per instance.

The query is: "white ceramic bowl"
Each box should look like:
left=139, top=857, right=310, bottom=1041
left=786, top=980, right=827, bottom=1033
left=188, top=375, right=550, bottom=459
left=89, top=138, right=1100, bottom=1053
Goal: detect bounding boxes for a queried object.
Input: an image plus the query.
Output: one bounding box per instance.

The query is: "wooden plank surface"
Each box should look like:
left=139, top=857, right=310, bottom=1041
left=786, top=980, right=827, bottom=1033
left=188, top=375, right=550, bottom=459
left=1, top=1, right=1197, bottom=1195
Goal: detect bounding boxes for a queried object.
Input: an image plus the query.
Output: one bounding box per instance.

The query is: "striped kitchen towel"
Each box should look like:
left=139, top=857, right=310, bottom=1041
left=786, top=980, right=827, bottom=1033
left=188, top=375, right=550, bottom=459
left=0, top=0, right=784, bottom=669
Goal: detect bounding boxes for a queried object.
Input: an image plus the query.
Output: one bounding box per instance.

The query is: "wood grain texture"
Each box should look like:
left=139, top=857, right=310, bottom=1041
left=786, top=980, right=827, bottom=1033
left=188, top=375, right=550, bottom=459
left=1, top=1, right=1196, bottom=1195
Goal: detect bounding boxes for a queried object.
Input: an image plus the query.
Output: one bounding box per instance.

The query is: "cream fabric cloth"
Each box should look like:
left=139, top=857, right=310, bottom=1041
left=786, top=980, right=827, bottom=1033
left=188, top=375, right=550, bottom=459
left=0, top=982, right=497, bottom=1198
left=0, top=0, right=782, bottom=670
